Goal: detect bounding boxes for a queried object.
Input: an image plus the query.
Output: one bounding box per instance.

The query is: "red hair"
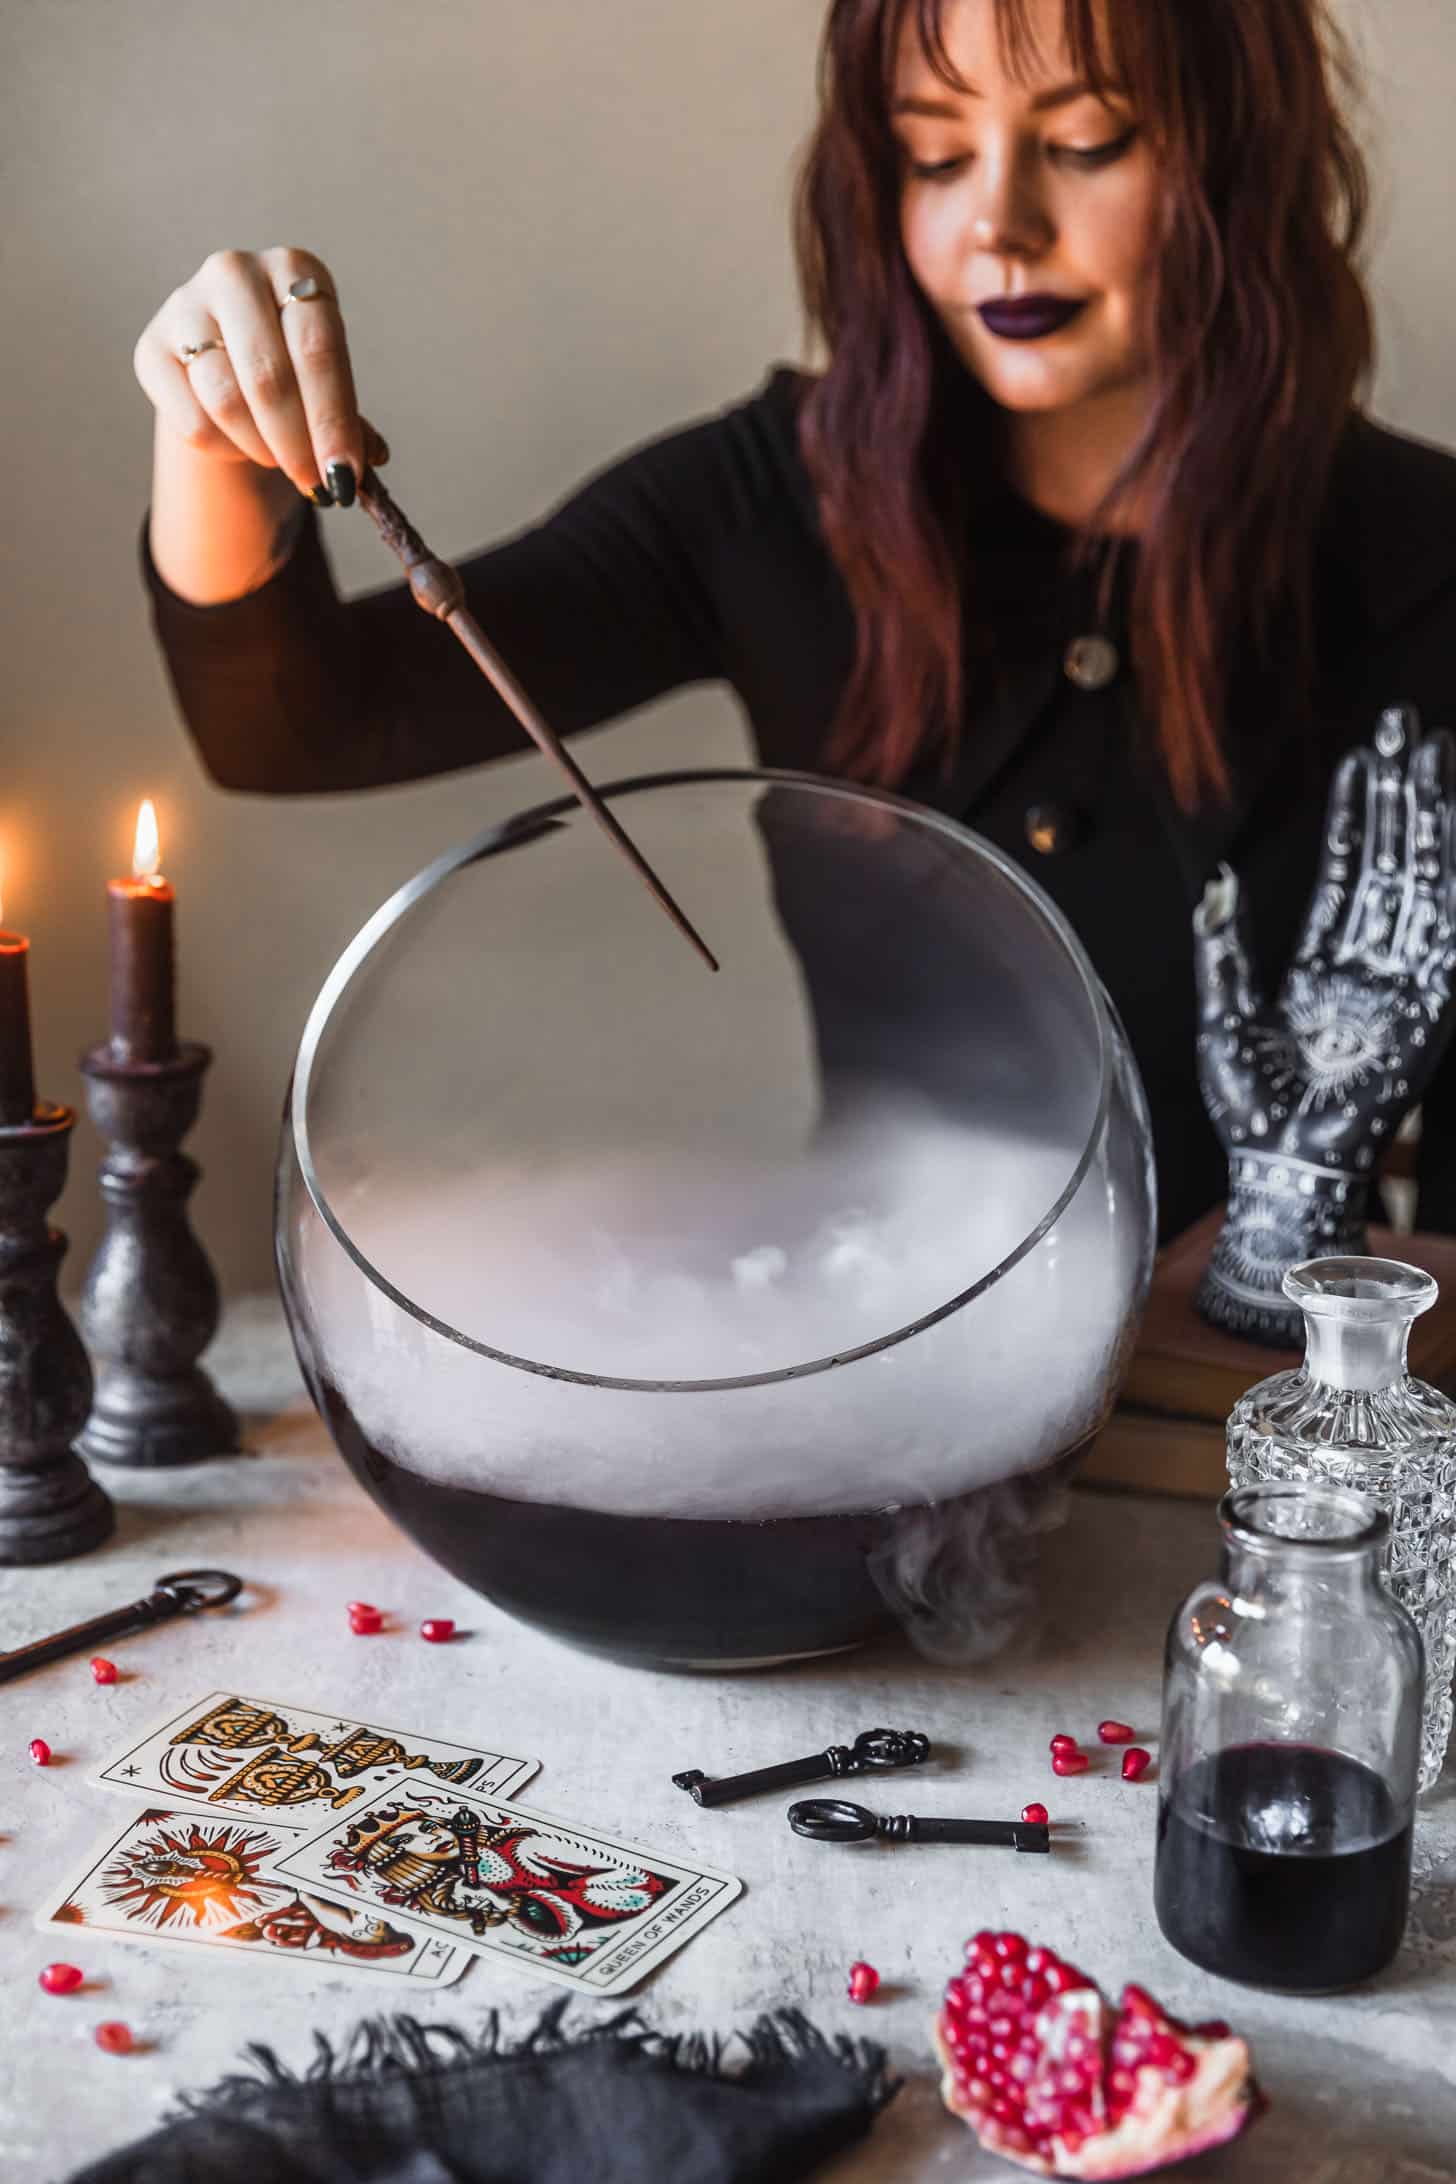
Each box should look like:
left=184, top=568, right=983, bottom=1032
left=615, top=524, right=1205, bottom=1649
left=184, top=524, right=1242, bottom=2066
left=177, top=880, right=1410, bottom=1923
left=795, top=0, right=1373, bottom=808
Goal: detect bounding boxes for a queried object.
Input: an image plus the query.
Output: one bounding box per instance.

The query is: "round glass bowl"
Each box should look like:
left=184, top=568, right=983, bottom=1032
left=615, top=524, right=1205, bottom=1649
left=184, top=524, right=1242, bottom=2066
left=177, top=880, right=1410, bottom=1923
left=276, top=771, right=1156, bottom=1667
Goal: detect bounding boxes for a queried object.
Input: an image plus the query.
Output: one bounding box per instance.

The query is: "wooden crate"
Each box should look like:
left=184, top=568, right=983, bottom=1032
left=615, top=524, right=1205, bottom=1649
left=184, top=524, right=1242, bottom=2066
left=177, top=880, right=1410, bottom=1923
left=1084, top=1212, right=1456, bottom=1499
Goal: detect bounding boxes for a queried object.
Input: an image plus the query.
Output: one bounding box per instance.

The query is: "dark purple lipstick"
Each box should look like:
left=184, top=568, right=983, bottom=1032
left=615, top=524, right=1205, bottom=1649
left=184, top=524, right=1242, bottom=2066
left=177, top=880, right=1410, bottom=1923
left=976, top=295, right=1087, bottom=341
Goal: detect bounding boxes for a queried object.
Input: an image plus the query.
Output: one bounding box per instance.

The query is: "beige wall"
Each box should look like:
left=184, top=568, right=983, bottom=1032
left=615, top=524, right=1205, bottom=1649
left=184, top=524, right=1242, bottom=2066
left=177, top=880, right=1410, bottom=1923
left=2, top=0, right=1453, bottom=1298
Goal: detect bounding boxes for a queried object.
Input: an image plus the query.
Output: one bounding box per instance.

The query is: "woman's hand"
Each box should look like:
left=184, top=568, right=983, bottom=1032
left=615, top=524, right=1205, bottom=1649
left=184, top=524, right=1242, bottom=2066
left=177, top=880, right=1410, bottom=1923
left=134, top=246, right=384, bottom=506
left=1191, top=706, right=1456, bottom=1342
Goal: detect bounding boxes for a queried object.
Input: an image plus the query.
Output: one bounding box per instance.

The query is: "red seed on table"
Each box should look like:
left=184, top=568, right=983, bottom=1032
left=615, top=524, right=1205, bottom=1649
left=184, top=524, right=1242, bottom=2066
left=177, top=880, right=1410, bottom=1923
left=94, top=2021, right=134, bottom=2055
left=1048, top=1734, right=1079, bottom=1756
left=28, top=1738, right=52, bottom=1767
left=90, top=1657, right=119, bottom=1686
left=1021, top=1803, right=1049, bottom=1825
left=38, top=1964, right=83, bottom=1996
left=348, top=1605, right=383, bottom=1634
left=1098, top=1720, right=1134, bottom=1745
left=1051, top=1749, right=1089, bottom=1776
left=1122, top=1747, right=1153, bottom=1782
left=419, top=1618, right=456, bottom=1644
left=847, top=1960, right=880, bottom=2005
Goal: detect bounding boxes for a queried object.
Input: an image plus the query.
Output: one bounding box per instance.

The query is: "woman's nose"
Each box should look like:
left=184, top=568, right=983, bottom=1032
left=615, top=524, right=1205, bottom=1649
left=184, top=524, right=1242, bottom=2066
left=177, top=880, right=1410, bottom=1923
left=969, top=148, right=1053, bottom=259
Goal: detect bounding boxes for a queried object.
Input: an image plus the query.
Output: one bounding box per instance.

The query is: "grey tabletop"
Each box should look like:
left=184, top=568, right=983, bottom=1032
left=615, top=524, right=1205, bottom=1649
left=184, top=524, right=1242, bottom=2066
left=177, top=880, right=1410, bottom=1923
left=1, top=1298, right=1452, bottom=2184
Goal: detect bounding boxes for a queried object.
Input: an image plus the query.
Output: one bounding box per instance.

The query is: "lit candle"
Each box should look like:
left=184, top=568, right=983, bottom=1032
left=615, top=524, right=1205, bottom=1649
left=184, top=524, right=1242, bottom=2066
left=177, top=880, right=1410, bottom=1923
left=108, top=800, right=176, bottom=1064
left=0, top=855, right=37, bottom=1126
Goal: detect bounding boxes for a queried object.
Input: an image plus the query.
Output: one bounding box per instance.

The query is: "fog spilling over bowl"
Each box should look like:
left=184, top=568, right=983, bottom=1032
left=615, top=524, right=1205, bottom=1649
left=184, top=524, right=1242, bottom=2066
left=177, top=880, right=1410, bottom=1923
left=276, top=771, right=1156, bottom=1668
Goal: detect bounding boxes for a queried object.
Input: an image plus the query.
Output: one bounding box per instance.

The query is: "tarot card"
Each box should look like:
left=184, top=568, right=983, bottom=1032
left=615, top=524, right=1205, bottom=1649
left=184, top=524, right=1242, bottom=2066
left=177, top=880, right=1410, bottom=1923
left=270, top=1781, right=742, bottom=1996
left=37, top=1807, right=470, bottom=1985
left=92, top=1690, right=538, bottom=1831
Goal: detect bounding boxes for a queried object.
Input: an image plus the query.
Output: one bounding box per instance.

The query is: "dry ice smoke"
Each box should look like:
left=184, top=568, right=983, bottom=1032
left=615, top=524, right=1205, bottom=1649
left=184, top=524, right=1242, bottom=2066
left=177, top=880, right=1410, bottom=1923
left=295, top=1104, right=1149, bottom=1660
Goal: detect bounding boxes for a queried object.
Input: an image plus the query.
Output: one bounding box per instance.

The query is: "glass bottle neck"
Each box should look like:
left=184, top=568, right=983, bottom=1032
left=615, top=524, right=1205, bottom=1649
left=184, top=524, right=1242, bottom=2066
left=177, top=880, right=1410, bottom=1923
left=1223, top=1536, right=1382, bottom=1603
left=1302, top=1309, right=1413, bottom=1393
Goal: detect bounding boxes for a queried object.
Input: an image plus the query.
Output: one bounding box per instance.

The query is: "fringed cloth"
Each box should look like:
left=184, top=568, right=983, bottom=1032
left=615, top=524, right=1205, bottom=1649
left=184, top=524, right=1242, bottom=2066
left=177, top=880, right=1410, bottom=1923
left=67, top=2002, right=900, bottom=2183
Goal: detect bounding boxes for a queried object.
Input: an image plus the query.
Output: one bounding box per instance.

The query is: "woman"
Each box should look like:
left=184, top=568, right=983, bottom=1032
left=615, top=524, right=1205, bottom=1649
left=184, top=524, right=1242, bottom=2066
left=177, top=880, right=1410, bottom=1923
left=134, top=0, right=1456, bottom=1245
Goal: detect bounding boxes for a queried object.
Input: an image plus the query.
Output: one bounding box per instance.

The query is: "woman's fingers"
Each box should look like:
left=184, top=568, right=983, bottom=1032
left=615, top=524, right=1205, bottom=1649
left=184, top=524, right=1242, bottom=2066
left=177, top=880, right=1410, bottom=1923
left=260, top=246, right=366, bottom=497
left=132, top=309, right=243, bottom=463
left=135, top=248, right=369, bottom=501
left=198, top=249, right=329, bottom=494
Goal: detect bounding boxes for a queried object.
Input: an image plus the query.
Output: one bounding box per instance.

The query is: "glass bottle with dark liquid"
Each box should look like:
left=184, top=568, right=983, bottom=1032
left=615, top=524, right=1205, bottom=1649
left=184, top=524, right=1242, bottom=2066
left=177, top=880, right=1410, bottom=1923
left=1155, top=1483, right=1422, bottom=1992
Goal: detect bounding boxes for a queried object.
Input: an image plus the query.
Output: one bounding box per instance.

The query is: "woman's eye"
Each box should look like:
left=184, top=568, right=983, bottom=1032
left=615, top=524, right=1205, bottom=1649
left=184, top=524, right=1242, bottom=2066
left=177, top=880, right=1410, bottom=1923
left=907, top=155, right=970, bottom=182
left=1054, top=127, right=1139, bottom=170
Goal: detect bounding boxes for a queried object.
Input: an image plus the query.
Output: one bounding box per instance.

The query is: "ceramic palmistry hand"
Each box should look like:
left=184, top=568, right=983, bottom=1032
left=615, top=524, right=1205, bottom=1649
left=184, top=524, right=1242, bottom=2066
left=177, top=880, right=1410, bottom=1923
left=1193, top=706, right=1456, bottom=1345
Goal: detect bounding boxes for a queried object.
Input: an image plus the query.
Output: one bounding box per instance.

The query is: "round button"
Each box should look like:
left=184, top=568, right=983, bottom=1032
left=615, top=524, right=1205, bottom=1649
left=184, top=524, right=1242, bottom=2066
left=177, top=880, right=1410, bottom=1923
left=1025, top=802, right=1080, bottom=856
left=1063, top=634, right=1119, bottom=691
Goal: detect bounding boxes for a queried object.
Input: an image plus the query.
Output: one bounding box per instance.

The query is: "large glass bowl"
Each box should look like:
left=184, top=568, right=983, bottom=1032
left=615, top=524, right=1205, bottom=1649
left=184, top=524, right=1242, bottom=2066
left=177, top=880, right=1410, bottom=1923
left=276, top=770, right=1156, bottom=1668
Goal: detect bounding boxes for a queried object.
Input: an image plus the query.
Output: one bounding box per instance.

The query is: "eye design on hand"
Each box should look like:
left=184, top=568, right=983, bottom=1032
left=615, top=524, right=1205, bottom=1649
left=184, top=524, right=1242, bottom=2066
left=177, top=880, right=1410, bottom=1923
left=1281, top=977, right=1395, bottom=1107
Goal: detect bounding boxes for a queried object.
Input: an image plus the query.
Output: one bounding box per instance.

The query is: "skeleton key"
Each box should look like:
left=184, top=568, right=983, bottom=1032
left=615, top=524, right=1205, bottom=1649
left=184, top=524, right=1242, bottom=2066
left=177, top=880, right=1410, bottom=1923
left=788, top=1797, right=1050, bottom=1853
left=673, top=1726, right=930, bottom=1807
left=0, top=1569, right=243, bottom=1686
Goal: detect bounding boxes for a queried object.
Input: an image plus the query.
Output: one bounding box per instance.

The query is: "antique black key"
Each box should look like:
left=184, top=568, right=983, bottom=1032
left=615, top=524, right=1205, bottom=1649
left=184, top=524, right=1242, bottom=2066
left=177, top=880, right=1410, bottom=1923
left=0, top=1569, right=243, bottom=1686
left=788, top=1797, right=1051, bottom=1853
left=673, top=1727, right=930, bottom=1808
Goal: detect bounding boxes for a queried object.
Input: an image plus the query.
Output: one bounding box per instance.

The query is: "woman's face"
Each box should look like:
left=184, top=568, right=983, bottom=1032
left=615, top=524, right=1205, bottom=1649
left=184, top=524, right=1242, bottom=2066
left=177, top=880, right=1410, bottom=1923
left=893, top=0, right=1160, bottom=420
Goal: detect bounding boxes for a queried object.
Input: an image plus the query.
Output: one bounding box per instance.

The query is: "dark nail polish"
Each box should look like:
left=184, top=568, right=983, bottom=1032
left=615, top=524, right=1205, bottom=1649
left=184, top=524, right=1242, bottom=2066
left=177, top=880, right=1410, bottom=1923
left=326, top=460, right=356, bottom=508
left=307, top=485, right=334, bottom=508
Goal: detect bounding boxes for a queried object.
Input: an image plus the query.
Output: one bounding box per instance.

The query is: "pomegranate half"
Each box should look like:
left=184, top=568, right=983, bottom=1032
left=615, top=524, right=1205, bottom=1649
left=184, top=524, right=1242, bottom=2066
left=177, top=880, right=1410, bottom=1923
left=934, top=1931, right=1263, bottom=2178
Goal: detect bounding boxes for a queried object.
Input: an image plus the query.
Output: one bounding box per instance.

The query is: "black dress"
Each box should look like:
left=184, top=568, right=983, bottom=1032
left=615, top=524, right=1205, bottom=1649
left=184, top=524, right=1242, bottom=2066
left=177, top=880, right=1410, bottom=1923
left=141, top=368, right=1456, bottom=1241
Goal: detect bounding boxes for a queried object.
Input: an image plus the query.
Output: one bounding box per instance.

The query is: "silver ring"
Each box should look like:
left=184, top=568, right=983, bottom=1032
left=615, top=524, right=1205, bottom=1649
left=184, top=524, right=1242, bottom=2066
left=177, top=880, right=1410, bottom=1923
left=279, top=275, right=336, bottom=312
left=178, top=337, right=225, bottom=367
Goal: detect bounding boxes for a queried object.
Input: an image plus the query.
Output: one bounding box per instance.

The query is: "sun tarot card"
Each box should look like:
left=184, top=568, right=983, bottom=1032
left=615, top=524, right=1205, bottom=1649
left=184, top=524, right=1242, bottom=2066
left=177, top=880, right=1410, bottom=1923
left=269, top=1781, right=742, bottom=1996
left=37, top=1808, right=470, bottom=1985
left=92, top=1690, right=538, bottom=1831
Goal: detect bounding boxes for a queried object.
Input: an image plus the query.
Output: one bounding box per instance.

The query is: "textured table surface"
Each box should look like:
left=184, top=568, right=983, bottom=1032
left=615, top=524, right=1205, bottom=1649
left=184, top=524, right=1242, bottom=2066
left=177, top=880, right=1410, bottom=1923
left=2, top=1298, right=1453, bottom=2184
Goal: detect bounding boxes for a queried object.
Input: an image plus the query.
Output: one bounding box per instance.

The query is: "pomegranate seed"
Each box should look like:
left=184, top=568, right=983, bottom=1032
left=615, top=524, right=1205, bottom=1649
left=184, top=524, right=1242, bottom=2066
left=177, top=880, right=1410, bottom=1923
left=419, top=1618, right=455, bottom=1644
left=38, top=1963, right=83, bottom=1995
left=1021, top=1802, right=1049, bottom=1825
left=28, top=1738, right=51, bottom=1767
left=94, top=2021, right=133, bottom=2055
left=993, top=1932, right=1028, bottom=1960
left=348, top=1605, right=383, bottom=1635
left=1052, top=1748, right=1089, bottom=1776
left=1194, top=2019, right=1231, bottom=2039
left=847, top=1960, right=880, bottom=2005
left=89, top=1657, right=119, bottom=1685
left=1049, top=1733, right=1079, bottom=1755
left=1122, top=1747, right=1153, bottom=1782
left=1098, top=1719, right=1135, bottom=1744
left=346, top=1600, right=376, bottom=1616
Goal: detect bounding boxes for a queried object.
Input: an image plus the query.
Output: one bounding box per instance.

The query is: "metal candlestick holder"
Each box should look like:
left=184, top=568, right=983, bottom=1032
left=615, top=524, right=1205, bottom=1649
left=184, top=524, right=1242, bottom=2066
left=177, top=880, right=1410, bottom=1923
left=74, top=1041, right=237, bottom=1469
left=0, top=1103, right=115, bottom=1563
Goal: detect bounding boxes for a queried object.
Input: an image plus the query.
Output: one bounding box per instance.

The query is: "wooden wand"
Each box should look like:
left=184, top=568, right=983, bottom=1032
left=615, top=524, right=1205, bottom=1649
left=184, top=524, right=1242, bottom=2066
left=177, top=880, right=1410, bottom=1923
left=354, top=463, right=718, bottom=973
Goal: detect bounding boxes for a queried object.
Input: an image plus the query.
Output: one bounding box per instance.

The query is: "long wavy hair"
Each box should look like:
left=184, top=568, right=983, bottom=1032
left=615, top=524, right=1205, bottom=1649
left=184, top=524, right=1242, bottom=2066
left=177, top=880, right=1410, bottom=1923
left=795, top=0, right=1373, bottom=808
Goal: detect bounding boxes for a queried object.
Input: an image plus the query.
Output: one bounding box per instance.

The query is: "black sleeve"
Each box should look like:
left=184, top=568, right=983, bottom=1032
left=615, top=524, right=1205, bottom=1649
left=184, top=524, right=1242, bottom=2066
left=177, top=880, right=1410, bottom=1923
left=141, top=398, right=771, bottom=796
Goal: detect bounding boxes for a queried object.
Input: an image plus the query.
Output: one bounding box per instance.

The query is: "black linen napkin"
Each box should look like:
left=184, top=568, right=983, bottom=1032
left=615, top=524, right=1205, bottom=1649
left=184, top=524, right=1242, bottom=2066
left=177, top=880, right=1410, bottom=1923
left=67, top=2003, right=899, bottom=2184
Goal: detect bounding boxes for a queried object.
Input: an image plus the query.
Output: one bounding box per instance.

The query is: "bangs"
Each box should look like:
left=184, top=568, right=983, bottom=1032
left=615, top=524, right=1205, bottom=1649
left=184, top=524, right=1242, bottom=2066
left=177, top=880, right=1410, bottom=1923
left=885, top=0, right=1143, bottom=110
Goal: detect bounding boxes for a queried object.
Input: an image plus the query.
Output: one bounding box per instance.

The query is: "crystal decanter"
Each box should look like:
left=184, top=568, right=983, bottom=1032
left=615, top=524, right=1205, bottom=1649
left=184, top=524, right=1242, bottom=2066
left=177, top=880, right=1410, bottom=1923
left=1226, top=1257, right=1456, bottom=1793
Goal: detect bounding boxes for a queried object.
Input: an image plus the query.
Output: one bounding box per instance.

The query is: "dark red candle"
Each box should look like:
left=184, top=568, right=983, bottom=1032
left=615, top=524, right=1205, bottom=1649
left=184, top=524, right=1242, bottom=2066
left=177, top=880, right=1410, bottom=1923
left=108, top=801, right=176, bottom=1065
left=0, top=863, right=37, bottom=1125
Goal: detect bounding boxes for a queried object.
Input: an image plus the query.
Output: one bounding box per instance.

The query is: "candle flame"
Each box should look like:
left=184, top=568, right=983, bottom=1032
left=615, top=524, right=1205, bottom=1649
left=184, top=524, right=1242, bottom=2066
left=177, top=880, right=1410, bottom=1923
left=0, top=847, right=5, bottom=926
left=132, top=799, right=161, bottom=881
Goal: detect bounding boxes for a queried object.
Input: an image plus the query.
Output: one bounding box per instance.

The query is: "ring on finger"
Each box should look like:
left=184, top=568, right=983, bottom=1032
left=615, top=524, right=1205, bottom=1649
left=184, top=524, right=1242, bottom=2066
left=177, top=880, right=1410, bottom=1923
left=278, top=275, right=336, bottom=312
left=178, top=336, right=226, bottom=367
